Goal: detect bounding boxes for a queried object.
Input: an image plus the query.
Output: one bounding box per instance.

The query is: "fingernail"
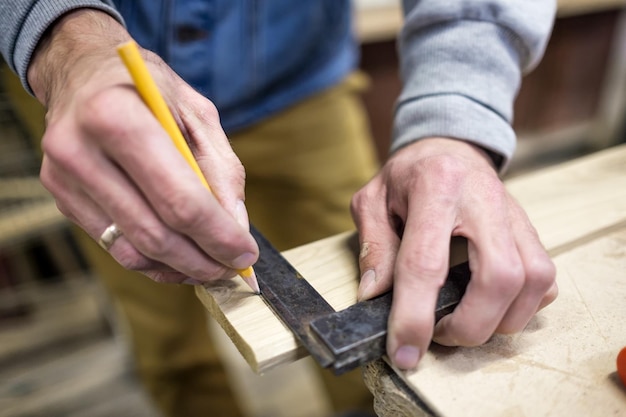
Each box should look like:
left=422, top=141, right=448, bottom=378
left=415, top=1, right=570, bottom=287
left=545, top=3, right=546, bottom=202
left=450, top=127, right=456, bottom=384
left=394, top=345, right=421, bottom=370
left=232, top=252, right=256, bottom=270
left=357, top=269, right=376, bottom=301
left=235, top=200, right=249, bottom=229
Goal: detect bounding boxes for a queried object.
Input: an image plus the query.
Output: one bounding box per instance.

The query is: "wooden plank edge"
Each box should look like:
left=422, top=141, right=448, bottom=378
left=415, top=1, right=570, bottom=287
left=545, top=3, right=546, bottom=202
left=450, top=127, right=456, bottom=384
left=195, top=283, right=307, bottom=374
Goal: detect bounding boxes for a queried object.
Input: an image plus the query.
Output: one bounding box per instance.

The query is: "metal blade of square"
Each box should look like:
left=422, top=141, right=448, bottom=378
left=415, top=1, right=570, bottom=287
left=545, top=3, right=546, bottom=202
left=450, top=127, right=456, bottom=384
left=250, top=225, right=471, bottom=374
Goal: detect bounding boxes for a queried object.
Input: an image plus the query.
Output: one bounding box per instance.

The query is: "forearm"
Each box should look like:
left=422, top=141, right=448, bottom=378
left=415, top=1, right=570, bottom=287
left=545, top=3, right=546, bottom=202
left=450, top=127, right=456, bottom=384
left=395, top=0, right=556, bottom=172
left=28, top=9, right=130, bottom=107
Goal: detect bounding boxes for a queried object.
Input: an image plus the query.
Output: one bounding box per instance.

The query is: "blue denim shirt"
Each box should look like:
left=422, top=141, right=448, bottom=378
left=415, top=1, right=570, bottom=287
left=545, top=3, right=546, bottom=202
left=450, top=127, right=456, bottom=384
left=111, top=0, right=356, bottom=133
left=3, top=0, right=555, bottom=169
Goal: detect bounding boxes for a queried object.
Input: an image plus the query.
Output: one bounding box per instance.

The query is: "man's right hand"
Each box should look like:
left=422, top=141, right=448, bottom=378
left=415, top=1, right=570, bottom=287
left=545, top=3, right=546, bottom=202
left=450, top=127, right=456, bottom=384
left=28, top=10, right=258, bottom=284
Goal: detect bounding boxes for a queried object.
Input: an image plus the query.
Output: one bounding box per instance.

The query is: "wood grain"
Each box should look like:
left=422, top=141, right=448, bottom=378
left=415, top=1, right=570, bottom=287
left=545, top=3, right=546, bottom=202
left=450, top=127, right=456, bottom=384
left=402, top=226, right=626, bottom=417
left=505, top=143, right=626, bottom=255
left=196, top=231, right=360, bottom=373
left=196, top=144, right=626, bottom=373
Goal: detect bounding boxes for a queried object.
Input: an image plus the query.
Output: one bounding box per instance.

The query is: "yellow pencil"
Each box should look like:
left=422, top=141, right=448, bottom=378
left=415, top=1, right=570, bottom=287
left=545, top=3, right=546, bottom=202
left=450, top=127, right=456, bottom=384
left=117, top=40, right=260, bottom=294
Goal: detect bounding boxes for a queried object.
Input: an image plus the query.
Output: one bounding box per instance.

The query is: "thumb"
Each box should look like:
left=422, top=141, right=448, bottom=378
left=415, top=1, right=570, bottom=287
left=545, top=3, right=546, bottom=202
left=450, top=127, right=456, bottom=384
left=179, top=91, right=250, bottom=229
left=351, top=183, right=400, bottom=302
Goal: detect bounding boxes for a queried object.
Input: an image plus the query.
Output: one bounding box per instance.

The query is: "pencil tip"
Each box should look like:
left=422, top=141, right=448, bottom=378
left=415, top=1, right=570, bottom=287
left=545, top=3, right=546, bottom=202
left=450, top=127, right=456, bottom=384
left=241, top=268, right=261, bottom=295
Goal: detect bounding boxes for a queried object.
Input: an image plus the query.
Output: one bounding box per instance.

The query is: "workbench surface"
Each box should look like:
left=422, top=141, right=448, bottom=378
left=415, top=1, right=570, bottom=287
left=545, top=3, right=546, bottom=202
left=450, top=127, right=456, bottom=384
left=196, top=144, right=626, bottom=416
left=371, top=227, right=626, bottom=417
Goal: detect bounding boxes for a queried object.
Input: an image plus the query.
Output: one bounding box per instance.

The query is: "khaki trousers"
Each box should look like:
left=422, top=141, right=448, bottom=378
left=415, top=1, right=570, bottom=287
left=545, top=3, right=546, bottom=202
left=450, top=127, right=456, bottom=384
left=3, top=65, right=379, bottom=417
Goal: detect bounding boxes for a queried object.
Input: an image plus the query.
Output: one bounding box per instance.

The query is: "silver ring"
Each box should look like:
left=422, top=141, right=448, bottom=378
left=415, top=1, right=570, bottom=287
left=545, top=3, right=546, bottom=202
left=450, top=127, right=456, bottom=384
left=98, top=223, right=123, bottom=250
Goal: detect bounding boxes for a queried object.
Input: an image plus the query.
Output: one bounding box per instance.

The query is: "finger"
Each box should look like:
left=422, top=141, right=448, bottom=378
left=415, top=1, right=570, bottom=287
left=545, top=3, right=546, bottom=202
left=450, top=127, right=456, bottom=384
left=87, top=152, right=237, bottom=280
left=538, top=281, right=559, bottom=311
left=496, top=204, right=557, bottom=333
left=42, top=155, right=110, bottom=238
left=433, top=193, right=524, bottom=347
left=43, top=123, right=239, bottom=281
left=76, top=88, right=257, bottom=269
left=350, top=179, right=400, bottom=302
left=42, top=155, right=174, bottom=275
left=45, top=144, right=226, bottom=285
left=178, top=92, right=248, bottom=214
left=386, top=192, right=456, bottom=370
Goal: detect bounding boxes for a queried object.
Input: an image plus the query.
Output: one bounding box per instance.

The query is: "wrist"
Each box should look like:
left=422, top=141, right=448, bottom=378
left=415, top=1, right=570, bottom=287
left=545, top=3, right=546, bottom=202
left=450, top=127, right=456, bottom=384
left=27, top=9, right=130, bottom=106
left=406, top=137, right=501, bottom=173
left=477, top=147, right=504, bottom=171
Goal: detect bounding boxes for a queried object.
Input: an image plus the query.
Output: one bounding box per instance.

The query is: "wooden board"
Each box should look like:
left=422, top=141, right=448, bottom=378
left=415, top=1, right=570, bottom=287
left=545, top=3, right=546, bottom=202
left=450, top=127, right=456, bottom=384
left=401, top=226, right=626, bottom=417
left=196, top=144, right=626, bottom=375
left=196, top=231, right=360, bottom=373
left=505, top=143, right=626, bottom=255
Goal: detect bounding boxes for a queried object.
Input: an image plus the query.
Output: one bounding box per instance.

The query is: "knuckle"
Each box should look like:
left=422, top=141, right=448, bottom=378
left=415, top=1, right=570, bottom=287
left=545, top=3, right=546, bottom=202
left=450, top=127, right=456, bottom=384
left=131, top=223, right=171, bottom=259
left=41, top=129, right=82, bottom=171
left=350, top=193, right=364, bottom=211
left=351, top=180, right=380, bottom=209
left=525, top=256, right=557, bottom=292
left=78, top=90, right=121, bottom=133
left=544, top=282, right=559, bottom=305
left=39, top=161, right=61, bottom=193
left=216, top=157, right=246, bottom=196
left=421, top=154, right=467, bottom=187
left=114, top=246, right=154, bottom=272
left=431, top=153, right=465, bottom=175
left=350, top=193, right=365, bottom=220
left=400, top=252, right=448, bottom=284
left=233, top=161, right=246, bottom=189
left=487, top=262, right=526, bottom=296
left=199, top=99, right=220, bottom=122
left=54, top=201, right=73, bottom=219
left=184, top=96, right=222, bottom=130
left=77, top=89, right=138, bottom=147
left=38, top=168, right=54, bottom=191
left=161, top=194, right=202, bottom=231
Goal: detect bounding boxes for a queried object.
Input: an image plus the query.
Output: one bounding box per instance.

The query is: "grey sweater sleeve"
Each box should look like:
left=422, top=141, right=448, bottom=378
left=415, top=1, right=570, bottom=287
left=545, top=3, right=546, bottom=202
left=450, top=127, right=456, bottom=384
left=0, top=0, right=124, bottom=94
left=394, top=0, right=556, bottom=171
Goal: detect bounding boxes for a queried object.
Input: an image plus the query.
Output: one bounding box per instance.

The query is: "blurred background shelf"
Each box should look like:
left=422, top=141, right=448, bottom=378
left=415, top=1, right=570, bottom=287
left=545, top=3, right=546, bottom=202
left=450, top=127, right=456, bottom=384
left=354, top=0, right=626, bottom=175
left=0, top=62, right=161, bottom=417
